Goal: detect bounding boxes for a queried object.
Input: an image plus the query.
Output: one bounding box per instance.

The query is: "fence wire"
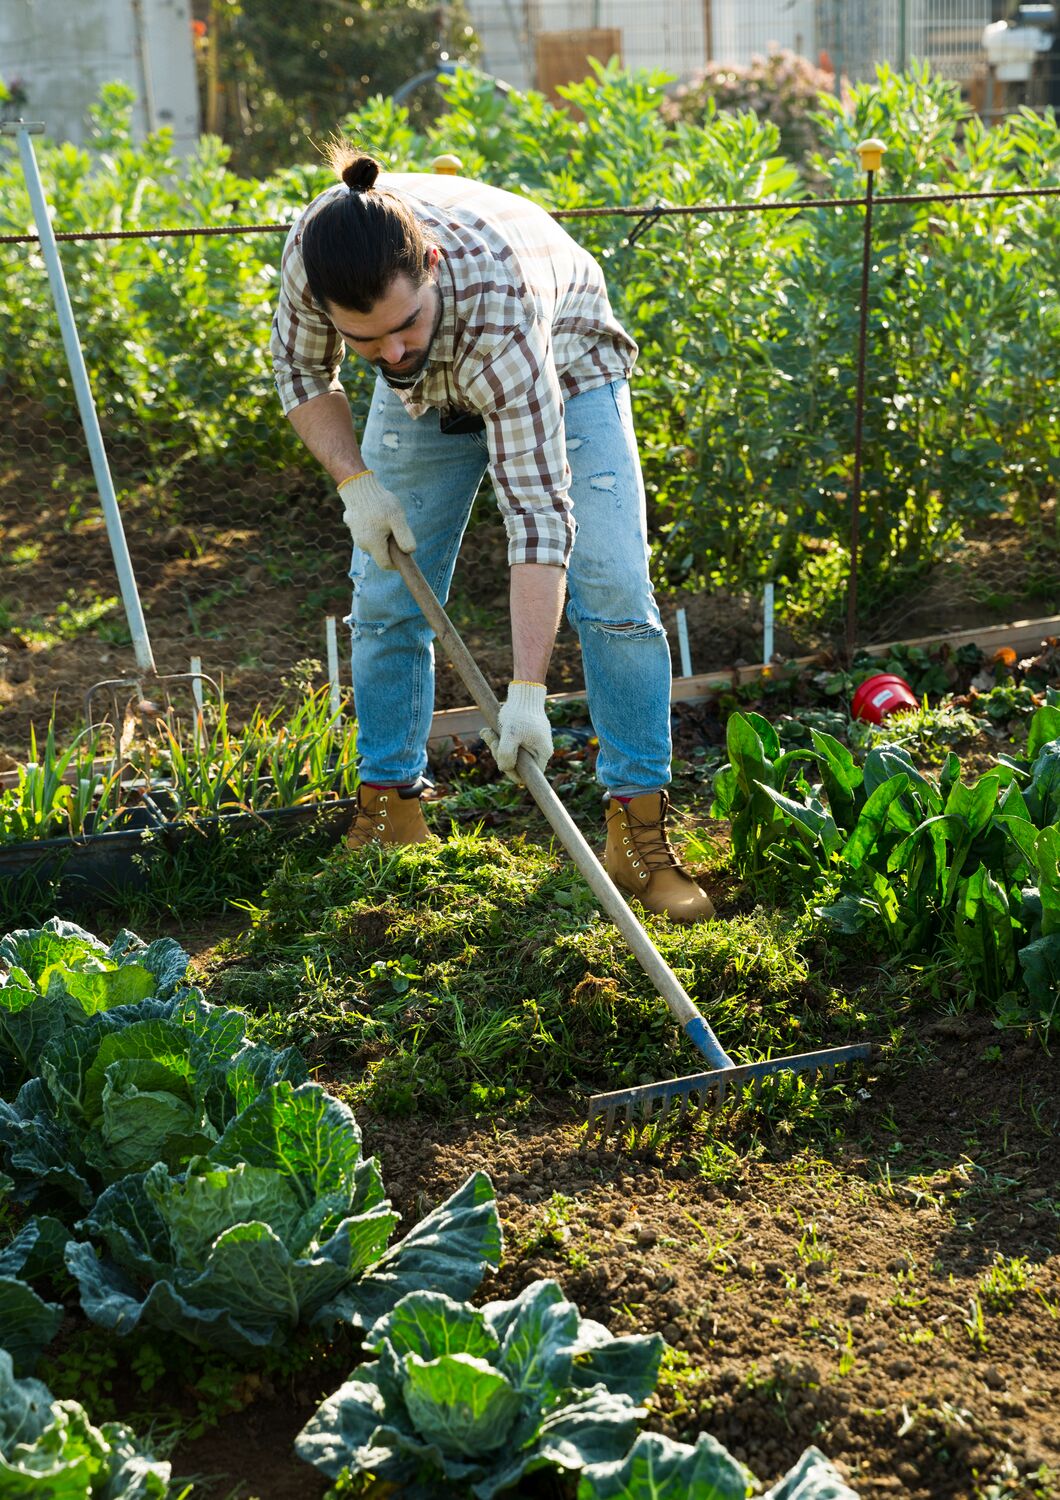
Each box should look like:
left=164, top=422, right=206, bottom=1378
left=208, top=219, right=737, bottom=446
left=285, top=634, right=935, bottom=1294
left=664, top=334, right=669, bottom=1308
left=0, top=170, right=1057, bottom=755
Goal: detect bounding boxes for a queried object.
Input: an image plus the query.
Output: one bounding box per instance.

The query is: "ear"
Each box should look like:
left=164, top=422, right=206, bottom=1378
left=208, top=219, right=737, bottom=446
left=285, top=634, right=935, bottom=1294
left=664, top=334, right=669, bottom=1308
left=425, top=244, right=441, bottom=273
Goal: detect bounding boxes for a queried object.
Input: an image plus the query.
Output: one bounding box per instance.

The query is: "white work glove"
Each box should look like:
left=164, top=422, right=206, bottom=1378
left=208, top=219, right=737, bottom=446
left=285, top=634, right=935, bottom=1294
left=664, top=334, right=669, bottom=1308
left=338, top=469, right=416, bottom=570
left=482, top=681, right=553, bottom=782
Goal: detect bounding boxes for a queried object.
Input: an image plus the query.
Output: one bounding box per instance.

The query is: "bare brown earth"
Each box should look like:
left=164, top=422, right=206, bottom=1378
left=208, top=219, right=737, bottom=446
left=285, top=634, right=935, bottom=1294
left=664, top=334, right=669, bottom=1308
left=2, top=400, right=1056, bottom=762
left=156, top=920, right=1060, bottom=1500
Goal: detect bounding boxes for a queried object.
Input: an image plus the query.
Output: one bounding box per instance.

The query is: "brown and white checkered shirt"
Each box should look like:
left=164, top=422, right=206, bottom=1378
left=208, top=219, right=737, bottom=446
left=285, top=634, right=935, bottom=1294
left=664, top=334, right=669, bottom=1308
left=270, top=173, right=637, bottom=567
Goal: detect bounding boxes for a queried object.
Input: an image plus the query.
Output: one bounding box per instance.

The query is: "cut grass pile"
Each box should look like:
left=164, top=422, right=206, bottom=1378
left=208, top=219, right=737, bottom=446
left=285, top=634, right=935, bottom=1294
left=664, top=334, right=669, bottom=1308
left=205, top=829, right=870, bottom=1120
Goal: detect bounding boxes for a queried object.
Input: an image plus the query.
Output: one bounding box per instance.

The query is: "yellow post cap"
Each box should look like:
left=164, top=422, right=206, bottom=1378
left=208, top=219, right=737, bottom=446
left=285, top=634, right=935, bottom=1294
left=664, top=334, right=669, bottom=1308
left=432, top=154, right=463, bottom=175
left=857, top=138, right=886, bottom=173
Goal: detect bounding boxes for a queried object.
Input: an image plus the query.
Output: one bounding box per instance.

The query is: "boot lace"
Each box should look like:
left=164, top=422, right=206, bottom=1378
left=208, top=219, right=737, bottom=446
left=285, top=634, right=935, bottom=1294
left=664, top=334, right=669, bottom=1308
left=624, top=796, right=680, bottom=871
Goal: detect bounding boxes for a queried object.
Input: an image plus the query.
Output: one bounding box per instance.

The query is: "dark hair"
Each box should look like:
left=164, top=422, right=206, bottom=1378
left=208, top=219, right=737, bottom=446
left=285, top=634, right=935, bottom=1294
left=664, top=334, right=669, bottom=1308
left=300, top=147, right=431, bottom=314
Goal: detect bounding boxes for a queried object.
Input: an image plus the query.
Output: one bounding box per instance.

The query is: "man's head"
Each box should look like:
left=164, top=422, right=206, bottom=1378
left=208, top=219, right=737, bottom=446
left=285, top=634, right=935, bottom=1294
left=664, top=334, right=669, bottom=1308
left=301, top=149, right=442, bottom=378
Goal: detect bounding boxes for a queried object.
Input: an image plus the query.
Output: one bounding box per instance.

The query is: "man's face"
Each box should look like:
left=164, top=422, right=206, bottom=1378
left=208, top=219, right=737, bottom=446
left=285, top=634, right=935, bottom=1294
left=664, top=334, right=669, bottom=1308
left=327, top=269, right=442, bottom=381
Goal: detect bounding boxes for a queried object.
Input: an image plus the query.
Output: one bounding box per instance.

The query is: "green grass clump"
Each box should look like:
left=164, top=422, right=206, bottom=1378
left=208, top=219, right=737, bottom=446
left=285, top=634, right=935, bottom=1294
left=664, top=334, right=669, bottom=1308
left=209, top=831, right=858, bottom=1116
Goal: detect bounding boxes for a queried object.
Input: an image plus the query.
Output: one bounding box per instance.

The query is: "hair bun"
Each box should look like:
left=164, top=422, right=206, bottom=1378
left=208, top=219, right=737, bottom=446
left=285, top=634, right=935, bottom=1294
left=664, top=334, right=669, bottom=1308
left=342, top=155, right=380, bottom=193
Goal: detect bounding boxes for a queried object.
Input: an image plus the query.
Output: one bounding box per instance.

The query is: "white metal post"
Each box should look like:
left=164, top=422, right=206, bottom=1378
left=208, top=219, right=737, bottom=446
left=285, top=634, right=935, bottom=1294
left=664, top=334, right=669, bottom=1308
left=5, top=121, right=156, bottom=674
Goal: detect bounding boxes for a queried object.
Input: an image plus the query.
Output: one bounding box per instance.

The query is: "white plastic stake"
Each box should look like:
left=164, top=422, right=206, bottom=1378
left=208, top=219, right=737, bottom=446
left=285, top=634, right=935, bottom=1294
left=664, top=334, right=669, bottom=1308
left=190, top=656, right=204, bottom=746
left=326, top=617, right=341, bottom=715
left=675, top=607, right=693, bottom=678
left=763, top=583, right=775, bottom=665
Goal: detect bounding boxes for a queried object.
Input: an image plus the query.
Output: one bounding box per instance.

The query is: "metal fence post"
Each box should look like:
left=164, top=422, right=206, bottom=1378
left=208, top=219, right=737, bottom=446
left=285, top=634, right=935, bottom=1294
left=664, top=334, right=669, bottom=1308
left=3, top=120, right=156, bottom=675
left=845, top=137, right=886, bottom=662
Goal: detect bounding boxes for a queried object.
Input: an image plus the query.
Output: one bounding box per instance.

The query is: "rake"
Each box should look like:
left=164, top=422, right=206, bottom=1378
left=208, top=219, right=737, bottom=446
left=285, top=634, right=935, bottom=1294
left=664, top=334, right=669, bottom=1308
left=390, top=541, right=872, bottom=1132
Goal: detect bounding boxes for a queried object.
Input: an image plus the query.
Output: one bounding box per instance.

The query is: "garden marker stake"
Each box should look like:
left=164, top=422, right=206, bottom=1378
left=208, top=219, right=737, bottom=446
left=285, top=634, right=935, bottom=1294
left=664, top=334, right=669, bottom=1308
left=388, top=540, right=872, bottom=1132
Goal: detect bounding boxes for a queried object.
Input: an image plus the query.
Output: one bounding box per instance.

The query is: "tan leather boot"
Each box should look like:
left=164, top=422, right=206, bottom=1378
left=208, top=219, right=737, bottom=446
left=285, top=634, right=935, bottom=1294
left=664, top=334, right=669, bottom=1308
left=603, top=791, right=714, bottom=924
left=344, top=784, right=438, bottom=851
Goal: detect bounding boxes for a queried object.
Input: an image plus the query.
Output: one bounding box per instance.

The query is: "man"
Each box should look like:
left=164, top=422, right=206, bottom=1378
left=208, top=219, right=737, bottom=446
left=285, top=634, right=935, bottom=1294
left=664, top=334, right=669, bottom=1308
left=270, top=148, right=713, bottom=923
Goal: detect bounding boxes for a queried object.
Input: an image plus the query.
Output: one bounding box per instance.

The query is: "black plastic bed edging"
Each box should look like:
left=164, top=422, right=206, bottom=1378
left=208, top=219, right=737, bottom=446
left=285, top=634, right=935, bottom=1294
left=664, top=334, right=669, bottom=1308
left=0, top=798, right=360, bottom=893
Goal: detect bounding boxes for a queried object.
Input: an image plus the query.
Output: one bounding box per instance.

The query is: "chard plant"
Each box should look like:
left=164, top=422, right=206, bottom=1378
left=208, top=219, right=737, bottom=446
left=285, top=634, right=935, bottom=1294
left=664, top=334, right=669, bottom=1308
left=0, top=919, right=190, bottom=1097
left=296, top=1279, right=663, bottom=1498
left=0, top=1348, right=170, bottom=1496
left=0, top=989, right=307, bottom=1207
left=65, top=1081, right=502, bottom=1356
left=713, top=704, right=1060, bottom=1026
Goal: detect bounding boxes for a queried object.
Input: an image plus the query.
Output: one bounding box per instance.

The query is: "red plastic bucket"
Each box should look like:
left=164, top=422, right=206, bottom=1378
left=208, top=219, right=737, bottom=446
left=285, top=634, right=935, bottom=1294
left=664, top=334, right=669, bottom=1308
left=851, top=673, right=919, bottom=725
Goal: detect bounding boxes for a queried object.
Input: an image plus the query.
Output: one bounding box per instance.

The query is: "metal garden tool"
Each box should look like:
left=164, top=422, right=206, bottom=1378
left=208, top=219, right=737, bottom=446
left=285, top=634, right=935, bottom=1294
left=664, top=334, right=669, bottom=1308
left=389, top=540, right=872, bottom=1132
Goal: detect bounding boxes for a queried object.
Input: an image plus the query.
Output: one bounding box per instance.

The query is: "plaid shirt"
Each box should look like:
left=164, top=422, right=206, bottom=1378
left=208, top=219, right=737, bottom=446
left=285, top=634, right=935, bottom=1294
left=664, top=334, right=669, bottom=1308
left=270, top=174, right=637, bottom=567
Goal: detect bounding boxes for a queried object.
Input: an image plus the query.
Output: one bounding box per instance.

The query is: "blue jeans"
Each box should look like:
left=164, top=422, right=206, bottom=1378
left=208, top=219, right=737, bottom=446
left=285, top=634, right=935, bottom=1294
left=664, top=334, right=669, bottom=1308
left=349, top=376, right=672, bottom=794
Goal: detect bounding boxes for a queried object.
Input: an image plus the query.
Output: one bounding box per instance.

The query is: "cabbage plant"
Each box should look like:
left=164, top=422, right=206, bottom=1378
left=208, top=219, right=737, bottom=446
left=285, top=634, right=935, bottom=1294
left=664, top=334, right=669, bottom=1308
left=66, top=1080, right=502, bottom=1356
left=577, top=1431, right=858, bottom=1498
left=0, top=1348, right=170, bottom=1495
left=0, top=919, right=190, bottom=1096
left=0, top=1200, right=67, bottom=1372
left=296, top=1280, right=664, bottom=1498
left=0, top=990, right=307, bottom=1207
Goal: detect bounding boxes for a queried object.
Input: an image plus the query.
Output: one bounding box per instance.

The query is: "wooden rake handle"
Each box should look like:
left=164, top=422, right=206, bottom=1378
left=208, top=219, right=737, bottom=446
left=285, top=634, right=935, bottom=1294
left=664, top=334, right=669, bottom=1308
left=387, top=539, right=733, bottom=1070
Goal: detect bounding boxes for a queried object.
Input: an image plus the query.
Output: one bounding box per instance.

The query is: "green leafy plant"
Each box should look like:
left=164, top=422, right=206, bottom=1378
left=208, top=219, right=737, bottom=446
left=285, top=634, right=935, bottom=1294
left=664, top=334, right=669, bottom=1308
left=0, top=989, right=307, bottom=1207
left=0, top=723, right=127, bottom=847
left=712, top=704, right=1060, bottom=1025
left=0, top=1201, right=67, bottom=1372
left=296, top=1279, right=663, bottom=1497
left=0, top=1347, right=171, bottom=1494
left=576, top=1432, right=857, bottom=1498
left=0, top=919, right=190, bottom=1096
left=66, top=1081, right=502, bottom=1355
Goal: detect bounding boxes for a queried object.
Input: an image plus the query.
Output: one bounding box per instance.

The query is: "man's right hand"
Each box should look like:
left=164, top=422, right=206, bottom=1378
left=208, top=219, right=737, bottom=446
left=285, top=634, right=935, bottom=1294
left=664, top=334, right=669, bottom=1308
left=338, top=470, right=417, bottom=570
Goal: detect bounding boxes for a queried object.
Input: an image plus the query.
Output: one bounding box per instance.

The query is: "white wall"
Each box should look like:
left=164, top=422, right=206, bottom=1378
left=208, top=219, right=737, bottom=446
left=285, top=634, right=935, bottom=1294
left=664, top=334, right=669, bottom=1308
left=1, top=0, right=199, bottom=151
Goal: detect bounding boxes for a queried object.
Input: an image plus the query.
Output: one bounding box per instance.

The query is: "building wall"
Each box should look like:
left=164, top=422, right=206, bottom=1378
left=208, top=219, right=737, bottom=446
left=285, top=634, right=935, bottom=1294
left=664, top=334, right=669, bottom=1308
left=0, top=0, right=199, bottom=151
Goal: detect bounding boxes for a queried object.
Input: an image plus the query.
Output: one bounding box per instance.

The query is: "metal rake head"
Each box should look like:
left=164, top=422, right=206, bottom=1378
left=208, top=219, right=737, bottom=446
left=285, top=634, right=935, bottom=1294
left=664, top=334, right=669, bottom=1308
left=586, top=1042, right=873, bottom=1136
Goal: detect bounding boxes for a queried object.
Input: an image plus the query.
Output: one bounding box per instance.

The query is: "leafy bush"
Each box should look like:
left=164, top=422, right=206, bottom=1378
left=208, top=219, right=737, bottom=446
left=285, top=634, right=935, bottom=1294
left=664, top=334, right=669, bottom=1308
left=0, top=1348, right=170, bottom=1494
left=1, top=66, right=1056, bottom=625
left=0, top=919, right=190, bottom=1096
left=65, top=1081, right=502, bottom=1355
left=296, top=1279, right=663, bottom=1497
left=0, top=990, right=307, bottom=1207
left=712, top=701, right=1060, bottom=1025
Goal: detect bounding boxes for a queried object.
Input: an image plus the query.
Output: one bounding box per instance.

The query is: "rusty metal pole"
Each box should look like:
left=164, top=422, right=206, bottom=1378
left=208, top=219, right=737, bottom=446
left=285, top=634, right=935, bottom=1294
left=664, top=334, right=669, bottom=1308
left=845, top=137, right=885, bottom=662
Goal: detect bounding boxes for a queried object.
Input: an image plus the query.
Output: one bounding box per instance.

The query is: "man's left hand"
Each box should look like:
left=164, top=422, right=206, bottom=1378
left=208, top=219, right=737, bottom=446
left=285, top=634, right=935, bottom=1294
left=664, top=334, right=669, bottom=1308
left=483, top=681, right=552, bottom=782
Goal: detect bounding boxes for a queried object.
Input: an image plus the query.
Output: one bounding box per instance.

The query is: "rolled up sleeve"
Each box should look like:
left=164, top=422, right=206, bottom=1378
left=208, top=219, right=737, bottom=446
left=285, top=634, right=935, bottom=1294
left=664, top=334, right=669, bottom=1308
left=463, top=321, right=573, bottom=569
left=270, top=224, right=346, bottom=414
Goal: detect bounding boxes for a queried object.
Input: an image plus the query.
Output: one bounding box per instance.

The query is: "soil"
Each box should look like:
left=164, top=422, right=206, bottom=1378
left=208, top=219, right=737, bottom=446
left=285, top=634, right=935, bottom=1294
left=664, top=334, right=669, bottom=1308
left=2, top=393, right=1057, bottom=761
left=149, top=923, right=1060, bottom=1500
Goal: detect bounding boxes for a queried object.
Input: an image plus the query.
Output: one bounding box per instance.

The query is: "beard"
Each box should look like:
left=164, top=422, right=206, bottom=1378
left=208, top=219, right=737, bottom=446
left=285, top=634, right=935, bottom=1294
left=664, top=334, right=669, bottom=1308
left=375, top=287, right=444, bottom=384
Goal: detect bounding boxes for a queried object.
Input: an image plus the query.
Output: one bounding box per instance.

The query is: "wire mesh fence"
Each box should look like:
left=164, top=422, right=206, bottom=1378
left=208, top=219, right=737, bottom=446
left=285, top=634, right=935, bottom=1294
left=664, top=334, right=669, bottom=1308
left=1, top=99, right=1058, bottom=757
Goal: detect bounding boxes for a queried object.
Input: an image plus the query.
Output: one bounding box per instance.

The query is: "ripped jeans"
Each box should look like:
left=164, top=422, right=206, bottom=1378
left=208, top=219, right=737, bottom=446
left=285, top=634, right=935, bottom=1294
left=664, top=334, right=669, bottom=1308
left=349, top=375, right=672, bottom=794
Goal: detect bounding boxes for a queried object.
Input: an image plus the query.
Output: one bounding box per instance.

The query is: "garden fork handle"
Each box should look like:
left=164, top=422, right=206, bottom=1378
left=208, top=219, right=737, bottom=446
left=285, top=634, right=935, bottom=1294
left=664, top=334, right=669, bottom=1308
left=388, top=539, right=734, bottom=1072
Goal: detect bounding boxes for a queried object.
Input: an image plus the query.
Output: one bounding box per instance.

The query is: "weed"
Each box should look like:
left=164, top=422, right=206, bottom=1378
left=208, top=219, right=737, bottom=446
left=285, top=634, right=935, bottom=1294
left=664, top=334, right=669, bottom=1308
left=963, top=1296, right=990, bottom=1352
left=978, top=1253, right=1036, bottom=1313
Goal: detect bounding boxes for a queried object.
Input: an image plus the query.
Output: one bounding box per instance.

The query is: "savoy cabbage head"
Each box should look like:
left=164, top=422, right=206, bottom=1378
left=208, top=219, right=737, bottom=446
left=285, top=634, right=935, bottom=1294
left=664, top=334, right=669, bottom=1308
left=66, top=1080, right=502, bottom=1356
left=0, top=919, right=190, bottom=1097
left=296, top=1279, right=664, bottom=1498
left=0, top=1347, right=170, bottom=1495
left=0, top=990, right=307, bottom=1207
left=577, top=1431, right=859, bottom=1499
